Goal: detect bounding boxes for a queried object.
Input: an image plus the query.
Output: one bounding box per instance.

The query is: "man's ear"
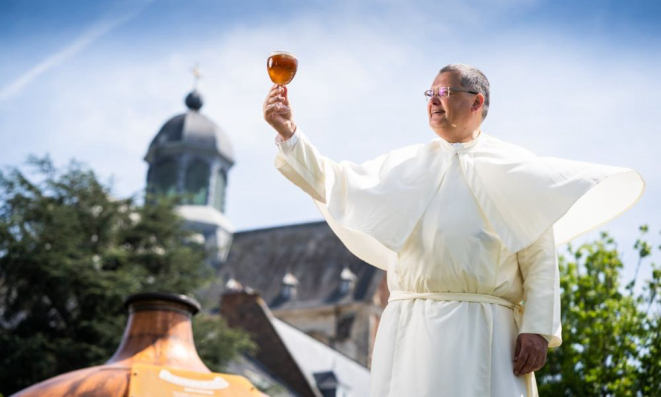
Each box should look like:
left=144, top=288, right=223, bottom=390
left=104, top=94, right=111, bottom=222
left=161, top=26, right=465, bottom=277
left=472, top=94, right=485, bottom=113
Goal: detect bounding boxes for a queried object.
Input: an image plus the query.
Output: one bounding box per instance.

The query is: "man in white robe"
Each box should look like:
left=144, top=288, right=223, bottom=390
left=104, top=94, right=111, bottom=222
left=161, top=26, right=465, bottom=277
left=263, top=64, right=644, bottom=397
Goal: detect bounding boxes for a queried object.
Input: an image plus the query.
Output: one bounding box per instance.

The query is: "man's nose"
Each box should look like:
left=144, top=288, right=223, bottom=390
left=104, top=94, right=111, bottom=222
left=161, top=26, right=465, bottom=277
left=431, top=94, right=442, bottom=105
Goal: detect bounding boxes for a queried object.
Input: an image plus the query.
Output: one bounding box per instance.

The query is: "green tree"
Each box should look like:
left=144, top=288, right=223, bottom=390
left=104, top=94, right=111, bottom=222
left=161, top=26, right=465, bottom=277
left=635, top=227, right=661, bottom=396
left=193, top=314, right=256, bottom=371
left=0, top=156, right=253, bottom=395
left=537, top=227, right=661, bottom=396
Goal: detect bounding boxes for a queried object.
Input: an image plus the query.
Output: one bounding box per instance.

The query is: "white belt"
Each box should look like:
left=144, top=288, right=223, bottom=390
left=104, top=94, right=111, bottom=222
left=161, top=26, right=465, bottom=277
left=388, top=291, right=523, bottom=327
left=389, top=291, right=518, bottom=308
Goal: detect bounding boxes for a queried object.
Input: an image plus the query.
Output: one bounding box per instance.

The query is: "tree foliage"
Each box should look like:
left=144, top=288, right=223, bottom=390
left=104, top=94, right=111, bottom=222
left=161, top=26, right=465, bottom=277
left=193, top=314, right=256, bottom=371
left=537, top=227, right=661, bottom=396
left=0, top=157, right=253, bottom=395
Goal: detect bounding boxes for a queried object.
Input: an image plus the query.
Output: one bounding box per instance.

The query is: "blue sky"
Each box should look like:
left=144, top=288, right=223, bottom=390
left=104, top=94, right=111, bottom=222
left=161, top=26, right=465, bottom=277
left=1, top=0, right=660, bottom=285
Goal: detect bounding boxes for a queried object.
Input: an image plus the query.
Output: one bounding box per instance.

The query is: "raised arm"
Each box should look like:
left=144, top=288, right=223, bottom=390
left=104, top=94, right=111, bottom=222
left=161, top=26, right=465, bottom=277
left=263, top=84, right=405, bottom=206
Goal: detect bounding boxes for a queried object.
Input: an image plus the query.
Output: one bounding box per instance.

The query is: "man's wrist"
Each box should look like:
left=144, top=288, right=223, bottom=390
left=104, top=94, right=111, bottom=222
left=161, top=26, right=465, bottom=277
left=275, top=126, right=300, bottom=149
left=519, top=332, right=550, bottom=345
left=277, top=122, right=296, bottom=141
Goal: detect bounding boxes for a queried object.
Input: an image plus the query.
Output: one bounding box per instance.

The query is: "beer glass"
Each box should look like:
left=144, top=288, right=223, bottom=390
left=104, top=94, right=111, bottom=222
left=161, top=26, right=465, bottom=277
left=267, top=51, right=298, bottom=85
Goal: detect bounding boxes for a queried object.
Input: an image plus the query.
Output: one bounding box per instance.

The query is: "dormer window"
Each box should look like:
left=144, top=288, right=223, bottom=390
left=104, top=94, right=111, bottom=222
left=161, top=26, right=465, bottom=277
left=339, top=267, right=357, bottom=295
left=225, top=277, right=243, bottom=291
left=281, top=271, right=299, bottom=299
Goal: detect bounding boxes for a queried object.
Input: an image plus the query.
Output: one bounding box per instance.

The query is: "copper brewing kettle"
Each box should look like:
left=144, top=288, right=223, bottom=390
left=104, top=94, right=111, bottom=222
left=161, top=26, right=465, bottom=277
left=13, top=292, right=259, bottom=396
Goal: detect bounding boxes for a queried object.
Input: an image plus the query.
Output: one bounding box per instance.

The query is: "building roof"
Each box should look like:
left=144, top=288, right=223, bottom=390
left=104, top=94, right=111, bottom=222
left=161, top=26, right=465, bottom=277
left=273, top=317, right=370, bottom=397
left=221, top=291, right=370, bottom=397
left=221, top=291, right=319, bottom=397
left=145, top=90, right=234, bottom=164
left=218, top=221, right=385, bottom=311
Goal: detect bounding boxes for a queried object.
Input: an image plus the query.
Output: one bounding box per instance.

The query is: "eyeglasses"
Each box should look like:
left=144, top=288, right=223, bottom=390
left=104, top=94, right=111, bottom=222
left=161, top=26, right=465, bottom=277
left=424, top=87, right=479, bottom=101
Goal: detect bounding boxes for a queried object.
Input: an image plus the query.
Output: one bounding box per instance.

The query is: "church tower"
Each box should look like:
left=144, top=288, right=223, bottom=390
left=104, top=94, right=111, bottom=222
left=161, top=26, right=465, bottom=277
left=144, top=88, right=234, bottom=266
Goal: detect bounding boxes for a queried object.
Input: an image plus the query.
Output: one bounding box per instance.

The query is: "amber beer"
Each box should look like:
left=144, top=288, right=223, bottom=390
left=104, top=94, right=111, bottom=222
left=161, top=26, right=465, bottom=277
left=267, top=51, right=298, bottom=85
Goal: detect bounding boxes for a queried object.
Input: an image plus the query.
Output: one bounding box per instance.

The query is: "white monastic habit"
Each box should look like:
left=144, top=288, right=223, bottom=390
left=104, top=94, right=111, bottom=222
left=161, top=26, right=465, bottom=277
left=274, top=129, right=644, bottom=397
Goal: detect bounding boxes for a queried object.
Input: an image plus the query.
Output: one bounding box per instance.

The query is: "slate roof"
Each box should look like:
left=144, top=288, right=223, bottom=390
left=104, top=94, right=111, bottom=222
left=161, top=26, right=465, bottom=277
left=218, top=221, right=385, bottom=310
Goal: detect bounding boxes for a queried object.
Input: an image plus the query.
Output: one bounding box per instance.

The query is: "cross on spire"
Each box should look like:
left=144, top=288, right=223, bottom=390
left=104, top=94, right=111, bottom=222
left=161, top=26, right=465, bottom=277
left=191, top=63, right=203, bottom=89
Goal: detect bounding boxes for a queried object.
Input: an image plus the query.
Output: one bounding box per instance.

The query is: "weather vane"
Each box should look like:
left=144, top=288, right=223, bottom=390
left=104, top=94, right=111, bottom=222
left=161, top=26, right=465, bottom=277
left=191, top=63, right=202, bottom=90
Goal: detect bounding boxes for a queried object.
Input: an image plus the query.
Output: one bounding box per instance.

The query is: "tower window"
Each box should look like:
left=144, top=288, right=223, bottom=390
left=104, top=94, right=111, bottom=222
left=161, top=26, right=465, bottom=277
left=184, top=160, right=210, bottom=205
left=150, top=158, right=178, bottom=197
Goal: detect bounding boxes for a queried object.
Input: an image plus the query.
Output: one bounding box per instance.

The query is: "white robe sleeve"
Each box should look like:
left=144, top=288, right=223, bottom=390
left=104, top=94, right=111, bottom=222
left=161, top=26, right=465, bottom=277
left=516, top=226, right=562, bottom=348
left=274, top=129, right=327, bottom=202
left=467, top=135, right=646, bottom=254
left=274, top=129, right=411, bottom=270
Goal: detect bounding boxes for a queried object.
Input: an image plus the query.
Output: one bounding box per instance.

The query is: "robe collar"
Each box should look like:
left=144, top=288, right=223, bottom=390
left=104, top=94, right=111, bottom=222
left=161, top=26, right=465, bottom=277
left=432, top=130, right=484, bottom=154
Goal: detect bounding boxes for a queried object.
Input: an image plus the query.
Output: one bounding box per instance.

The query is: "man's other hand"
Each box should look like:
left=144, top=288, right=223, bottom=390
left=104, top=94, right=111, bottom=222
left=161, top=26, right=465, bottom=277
left=513, top=333, right=548, bottom=376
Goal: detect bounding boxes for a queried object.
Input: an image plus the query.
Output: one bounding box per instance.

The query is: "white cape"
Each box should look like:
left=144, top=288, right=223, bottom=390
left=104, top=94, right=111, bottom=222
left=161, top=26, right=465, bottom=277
left=276, top=131, right=645, bottom=270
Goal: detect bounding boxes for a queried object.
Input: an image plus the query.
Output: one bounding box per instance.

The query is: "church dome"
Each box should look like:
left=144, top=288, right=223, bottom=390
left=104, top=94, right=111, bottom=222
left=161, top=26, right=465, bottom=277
left=145, top=90, right=234, bottom=164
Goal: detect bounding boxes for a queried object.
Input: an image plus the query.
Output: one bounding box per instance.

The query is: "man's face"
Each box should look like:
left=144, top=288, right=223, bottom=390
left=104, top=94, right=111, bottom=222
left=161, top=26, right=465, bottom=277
left=427, top=72, right=479, bottom=134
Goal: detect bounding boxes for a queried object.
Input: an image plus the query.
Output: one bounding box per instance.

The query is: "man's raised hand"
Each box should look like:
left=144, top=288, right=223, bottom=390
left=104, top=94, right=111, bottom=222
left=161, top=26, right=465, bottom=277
left=263, top=84, right=296, bottom=140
